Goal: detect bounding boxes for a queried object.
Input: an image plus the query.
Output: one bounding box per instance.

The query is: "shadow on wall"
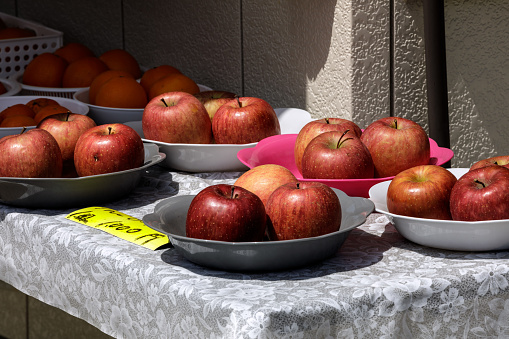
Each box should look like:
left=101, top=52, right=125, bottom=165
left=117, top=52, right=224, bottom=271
left=392, top=0, right=509, bottom=167
left=242, top=0, right=337, bottom=110
left=445, top=2, right=509, bottom=166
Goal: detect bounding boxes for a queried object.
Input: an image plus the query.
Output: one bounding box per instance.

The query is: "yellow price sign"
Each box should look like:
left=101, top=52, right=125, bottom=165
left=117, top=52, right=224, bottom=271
left=66, top=207, right=169, bottom=250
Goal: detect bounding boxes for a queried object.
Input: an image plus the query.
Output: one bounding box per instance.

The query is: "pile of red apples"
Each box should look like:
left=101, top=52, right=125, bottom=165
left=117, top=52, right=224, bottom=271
left=0, top=112, right=144, bottom=178
left=387, top=159, right=509, bottom=222
left=294, top=116, right=431, bottom=179
left=142, top=91, right=281, bottom=145
left=184, top=115, right=436, bottom=243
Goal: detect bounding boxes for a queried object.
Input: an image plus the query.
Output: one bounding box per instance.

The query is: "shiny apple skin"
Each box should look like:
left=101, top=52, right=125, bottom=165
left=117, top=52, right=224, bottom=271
left=0, top=128, right=62, bottom=178
left=387, top=165, right=457, bottom=220
left=186, top=184, right=267, bottom=242
left=469, top=155, right=509, bottom=171
left=142, top=91, right=212, bottom=144
left=301, top=130, right=374, bottom=179
left=234, top=164, right=297, bottom=208
left=266, top=181, right=341, bottom=240
left=37, top=112, right=97, bottom=162
left=294, top=118, right=362, bottom=175
left=74, top=123, right=144, bottom=177
left=360, top=117, right=430, bottom=178
left=212, top=97, right=281, bottom=144
left=450, top=166, right=509, bottom=221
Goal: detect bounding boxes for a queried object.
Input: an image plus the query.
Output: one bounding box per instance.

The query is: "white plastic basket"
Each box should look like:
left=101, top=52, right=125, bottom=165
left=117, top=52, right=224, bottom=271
left=0, top=12, right=63, bottom=78
left=10, top=71, right=84, bottom=98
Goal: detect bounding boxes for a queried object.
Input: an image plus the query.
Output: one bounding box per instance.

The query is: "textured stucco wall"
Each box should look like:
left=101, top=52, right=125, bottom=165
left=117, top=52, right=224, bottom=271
left=0, top=0, right=389, bottom=127
left=395, top=0, right=509, bottom=167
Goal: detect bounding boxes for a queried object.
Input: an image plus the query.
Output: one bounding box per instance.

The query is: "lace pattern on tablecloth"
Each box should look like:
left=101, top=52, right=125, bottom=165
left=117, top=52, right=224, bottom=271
left=1, top=169, right=509, bottom=338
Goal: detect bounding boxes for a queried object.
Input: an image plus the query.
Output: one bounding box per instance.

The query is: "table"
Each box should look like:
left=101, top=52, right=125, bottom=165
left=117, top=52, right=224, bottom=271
left=1, top=165, right=508, bottom=339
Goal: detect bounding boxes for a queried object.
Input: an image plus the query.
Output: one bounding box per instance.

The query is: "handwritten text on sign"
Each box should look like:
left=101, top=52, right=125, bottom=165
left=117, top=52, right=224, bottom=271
left=66, top=207, right=169, bottom=250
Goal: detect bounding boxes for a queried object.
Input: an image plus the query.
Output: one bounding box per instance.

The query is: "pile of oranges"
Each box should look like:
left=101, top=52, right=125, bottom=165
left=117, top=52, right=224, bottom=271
left=21, top=43, right=142, bottom=90
left=0, top=17, right=36, bottom=40
left=0, top=97, right=72, bottom=128
left=88, top=64, right=200, bottom=109
left=21, top=42, right=201, bottom=110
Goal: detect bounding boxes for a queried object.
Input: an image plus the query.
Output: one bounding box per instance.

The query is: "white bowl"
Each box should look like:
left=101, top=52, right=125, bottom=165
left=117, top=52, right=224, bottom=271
left=0, top=95, right=90, bottom=139
left=368, top=168, right=509, bottom=251
left=0, top=78, right=21, bottom=97
left=125, top=107, right=313, bottom=172
left=73, top=84, right=213, bottom=125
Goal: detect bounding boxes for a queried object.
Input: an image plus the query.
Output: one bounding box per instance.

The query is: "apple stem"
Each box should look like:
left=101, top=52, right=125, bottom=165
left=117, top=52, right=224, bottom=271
left=325, top=118, right=330, bottom=124
left=20, top=126, right=27, bottom=135
left=161, top=98, right=168, bottom=107
left=108, top=126, right=113, bottom=135
left=296, top=182, right=300, bottom=189
left=236, top=97, right=242, bottom=108
left=337, top=129, right=353, bottom=148
left=475, top=179, right=486, bottom=188
left=394, top=118, right=398, bottom=129
left=66, top=112, right=71, bottom=121
left=231, top=186, right=239, bottom=199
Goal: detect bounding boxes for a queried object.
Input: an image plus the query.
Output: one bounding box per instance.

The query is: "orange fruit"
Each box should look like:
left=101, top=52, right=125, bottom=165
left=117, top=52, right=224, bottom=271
left=0, top=115, right=36, bottom=127
left=22, top=53, right=68, bottom=88
left=34, top=105, right=70, bottom=124
left=95, top=76, right=147, bottom=109
left=0, top=104, right=36, bottom=123
left=62, top=56, right=109, bottom=88
left=148, top=73, right=200, bottom=100
left=140, top=65, right=182, bottom=94
left=25, top=97, right=60, bottom=114
left=88, top=70, right=134, bottom=105
left=99, top=49, right=142, bottom=79
left=54, top=42, right=95, bottom=64
left=0, top=82, right=7, bottom=95
left=0, top=27, right=36, bottom=40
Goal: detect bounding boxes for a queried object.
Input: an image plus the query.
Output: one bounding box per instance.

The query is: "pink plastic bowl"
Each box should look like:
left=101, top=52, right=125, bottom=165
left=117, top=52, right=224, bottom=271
left=237, top=134, right=454, bottom=198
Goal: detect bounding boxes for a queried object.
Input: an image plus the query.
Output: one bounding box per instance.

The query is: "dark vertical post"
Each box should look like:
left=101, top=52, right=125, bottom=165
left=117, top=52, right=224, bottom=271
left=423, top=0, right=451, bottom=151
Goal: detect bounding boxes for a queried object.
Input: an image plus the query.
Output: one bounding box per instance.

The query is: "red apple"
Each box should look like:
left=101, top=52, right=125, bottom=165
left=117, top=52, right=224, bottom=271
left=450, top=166, right=509, bottom=221
left=186, top=184, right=266, bottom=242
left=234, top=164, right=298, bottom=207
left=37, top=112, right=97, bottom=163
left=265, top=181, right=341, bottom=240
left=0, top=127, right=62, bottom=178
left=74, top=123, right=144, bottom=177
left=360, top=117, right=430, bottom=178
left=301, top=130, right=374, bottom=179
left=470, top=155, right=509, bottom=171
left=142, top=91, right=212, bottom=144
left=212, top=97, right=281, bottom=144
left=294, top=118, right=363, bottom=174
left=386, top=165, right=457, bottom=220
left=194, top=90, right=237, bottom=120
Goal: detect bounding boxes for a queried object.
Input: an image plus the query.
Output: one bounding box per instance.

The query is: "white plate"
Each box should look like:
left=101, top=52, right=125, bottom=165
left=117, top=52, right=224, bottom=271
left=0, top=143, right=165, bottom=209
left=125, top=107, right=313, bottom=172
left=73, top=84, right=212, bottom=125
left=0, top=78, right=22, bottom=97
left=143, top=187, right=374, bottom=272
left=0, top=95, right=90, bottom=139
left=368, top=168, right=509, bottom=251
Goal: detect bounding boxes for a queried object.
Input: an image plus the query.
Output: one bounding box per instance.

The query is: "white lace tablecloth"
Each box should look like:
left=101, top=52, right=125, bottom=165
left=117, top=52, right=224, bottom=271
left=1, top=166, right=509, bottom=339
